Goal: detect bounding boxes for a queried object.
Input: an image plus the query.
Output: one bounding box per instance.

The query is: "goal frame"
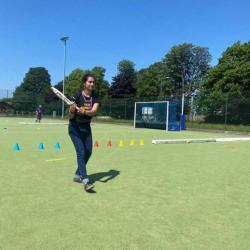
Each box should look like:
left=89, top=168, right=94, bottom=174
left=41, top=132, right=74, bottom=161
left=134, top=101, right=169, bottom=131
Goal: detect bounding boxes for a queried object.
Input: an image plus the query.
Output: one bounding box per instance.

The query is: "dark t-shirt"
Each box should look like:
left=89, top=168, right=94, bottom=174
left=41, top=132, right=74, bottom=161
left=36, top=107, right=42, bottom=116
left=70, top=91, right=100, bottom=124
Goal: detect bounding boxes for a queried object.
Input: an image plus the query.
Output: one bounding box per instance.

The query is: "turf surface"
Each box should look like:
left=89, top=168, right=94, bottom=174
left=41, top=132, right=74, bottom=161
left=0, top=117, right=250, bottom=249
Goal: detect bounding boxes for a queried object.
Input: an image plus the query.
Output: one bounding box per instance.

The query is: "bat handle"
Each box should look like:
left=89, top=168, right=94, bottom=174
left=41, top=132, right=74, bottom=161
left=69, top=101, right=79, bottom=111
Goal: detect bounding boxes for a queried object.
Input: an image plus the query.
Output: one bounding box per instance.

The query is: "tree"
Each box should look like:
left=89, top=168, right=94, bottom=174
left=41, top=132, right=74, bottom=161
left=45, top=81, right=63, bottom=103
left=12, top=67, right=51, bottom=111
left=109, top=60, right=136, bottom=98
left=65, top=67, right=109, bottom=100
left=203, top=41, right=250, bottom=96
left=135, top=62, right=173, bottom=100
left=65, top=68, right=86, bottom=96
left=91, top=67, right=109, bottom=100
left=12, top=85, right=34, bottom=111
left=163, top=43, right=211, bottom=94
left=198, top=41, right=250, bottom=124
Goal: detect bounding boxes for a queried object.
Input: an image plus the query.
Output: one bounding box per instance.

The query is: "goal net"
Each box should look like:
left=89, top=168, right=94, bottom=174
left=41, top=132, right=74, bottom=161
left=134, top=101, right=180, bottom=131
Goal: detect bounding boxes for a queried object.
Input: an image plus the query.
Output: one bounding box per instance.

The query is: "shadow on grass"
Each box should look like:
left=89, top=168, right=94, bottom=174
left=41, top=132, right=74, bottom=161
left=86, top=189, right=97, bottom=194
left=89, top=169, right=120, bottom=184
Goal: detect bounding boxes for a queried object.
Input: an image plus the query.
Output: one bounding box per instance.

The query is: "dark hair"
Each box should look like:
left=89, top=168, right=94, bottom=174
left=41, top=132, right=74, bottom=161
left=82, top=74, right=95, bottom=84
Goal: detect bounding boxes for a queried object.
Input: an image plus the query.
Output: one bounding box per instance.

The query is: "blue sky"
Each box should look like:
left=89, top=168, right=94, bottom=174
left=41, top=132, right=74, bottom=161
left=0, top=0, right=249, bottom=91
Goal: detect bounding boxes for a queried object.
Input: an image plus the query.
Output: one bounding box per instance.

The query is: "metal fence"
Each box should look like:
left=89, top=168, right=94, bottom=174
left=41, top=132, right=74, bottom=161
left=186, top=95, right=250, bottom=126
left=99, top=99, right=135, bottom=120
left=0, top=90, right=250, bottom=126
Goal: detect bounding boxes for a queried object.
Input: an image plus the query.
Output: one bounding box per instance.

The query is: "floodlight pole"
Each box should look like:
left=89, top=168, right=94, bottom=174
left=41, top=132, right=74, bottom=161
left=181, top=71, right=185, bottom=116
left=224, top=84, right=229, bottom=131
left=60, top=36, right=69, bottom=119
left=160, top=79, right=163, bottom=99
left=160, top=76, right=170, bottom=100
left=180, top=70, right=186, bottom=130
left=181, top=92, right=184, bottom=115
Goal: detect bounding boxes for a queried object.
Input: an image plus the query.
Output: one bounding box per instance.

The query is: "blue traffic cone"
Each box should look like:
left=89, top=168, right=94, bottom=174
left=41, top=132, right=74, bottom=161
left=13, top=143, right=20, bottom=152
left=38, top=143, right=45, bottom=151
left=54, top=142, right=61, bottom=150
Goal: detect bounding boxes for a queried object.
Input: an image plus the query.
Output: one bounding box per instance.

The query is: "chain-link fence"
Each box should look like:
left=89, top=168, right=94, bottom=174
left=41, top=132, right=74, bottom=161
left=0, top=89, right=250, bottom=126
left=99, top=99, right=135, bottom=120
left=187, top=95, right=250, bottom=126
left=0, top=98, right=62, bottom=118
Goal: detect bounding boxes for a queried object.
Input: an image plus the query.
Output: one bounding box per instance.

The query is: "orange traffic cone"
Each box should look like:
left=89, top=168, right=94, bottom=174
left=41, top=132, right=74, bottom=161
left=107, top=140, right=112, bottom=148
left=94, top=140, right=99, bottom=148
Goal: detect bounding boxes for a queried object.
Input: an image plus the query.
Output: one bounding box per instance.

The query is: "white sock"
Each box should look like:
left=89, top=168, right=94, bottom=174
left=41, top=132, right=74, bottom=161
left=82, top=178, right=89, bottom=184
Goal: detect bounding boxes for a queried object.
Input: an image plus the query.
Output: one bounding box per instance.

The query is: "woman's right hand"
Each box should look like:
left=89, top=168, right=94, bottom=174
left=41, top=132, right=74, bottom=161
left=69, top=102, right=78, bottom=113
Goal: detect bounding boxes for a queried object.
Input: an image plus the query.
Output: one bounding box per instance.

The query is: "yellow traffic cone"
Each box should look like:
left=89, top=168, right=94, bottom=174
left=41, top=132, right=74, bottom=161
left=139, top=139, right=144, bottom=146
left=119, top=140, right=125, bottom=147
left=129, top=139, right=135, bottom=146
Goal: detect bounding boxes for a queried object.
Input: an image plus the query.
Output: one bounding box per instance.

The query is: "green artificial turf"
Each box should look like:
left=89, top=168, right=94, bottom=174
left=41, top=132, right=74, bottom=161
left=0, top=117, right=250, bottom=250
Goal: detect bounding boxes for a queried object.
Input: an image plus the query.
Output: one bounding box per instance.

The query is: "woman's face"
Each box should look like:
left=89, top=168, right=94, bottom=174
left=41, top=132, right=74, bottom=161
left=84, top=76, right=95, bottom=91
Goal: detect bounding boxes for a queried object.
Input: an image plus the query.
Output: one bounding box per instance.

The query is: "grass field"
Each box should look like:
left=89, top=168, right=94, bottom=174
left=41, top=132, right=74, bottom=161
left=1, top=117, right=250, bottom=250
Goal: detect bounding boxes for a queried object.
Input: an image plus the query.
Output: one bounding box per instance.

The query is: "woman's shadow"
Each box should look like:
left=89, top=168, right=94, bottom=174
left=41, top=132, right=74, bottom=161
left=89, top=169, right=120, bottom=184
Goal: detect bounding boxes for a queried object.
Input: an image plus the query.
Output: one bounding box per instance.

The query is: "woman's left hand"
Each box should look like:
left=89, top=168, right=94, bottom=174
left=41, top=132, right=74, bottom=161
left=77, top=107, right=86, bottom=115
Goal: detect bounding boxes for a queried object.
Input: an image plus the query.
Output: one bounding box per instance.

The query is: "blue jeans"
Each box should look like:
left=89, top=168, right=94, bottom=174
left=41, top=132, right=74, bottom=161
left=68, top=121, right=93, bottom=180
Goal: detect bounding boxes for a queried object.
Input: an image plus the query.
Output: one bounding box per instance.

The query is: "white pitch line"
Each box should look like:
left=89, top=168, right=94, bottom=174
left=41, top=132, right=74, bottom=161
left=19, top=122, right=68, bottom=125
left=45, top=158, right=66, bottom=162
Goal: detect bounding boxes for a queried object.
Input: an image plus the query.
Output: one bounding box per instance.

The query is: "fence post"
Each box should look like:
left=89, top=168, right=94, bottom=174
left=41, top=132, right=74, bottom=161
left=224, top=94, right=228, bottom=130
left=109, top=100, right=111, bottom=116
left=191, top=95, right=194, bottom=122
left=125, top=100, right=127, bottom=119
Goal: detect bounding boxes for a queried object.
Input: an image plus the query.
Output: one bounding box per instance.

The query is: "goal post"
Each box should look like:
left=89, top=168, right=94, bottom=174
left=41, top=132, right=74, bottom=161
left=134, top=101, right=180, bottom=131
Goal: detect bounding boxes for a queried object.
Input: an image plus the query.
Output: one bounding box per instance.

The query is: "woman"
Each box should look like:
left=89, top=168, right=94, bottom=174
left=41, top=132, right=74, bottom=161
left=68, top=74, right=100, bottom=191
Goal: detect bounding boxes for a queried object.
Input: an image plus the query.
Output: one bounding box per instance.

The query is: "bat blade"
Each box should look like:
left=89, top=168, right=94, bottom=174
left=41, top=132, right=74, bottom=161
left=51, top=87, right=72, bottom=105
